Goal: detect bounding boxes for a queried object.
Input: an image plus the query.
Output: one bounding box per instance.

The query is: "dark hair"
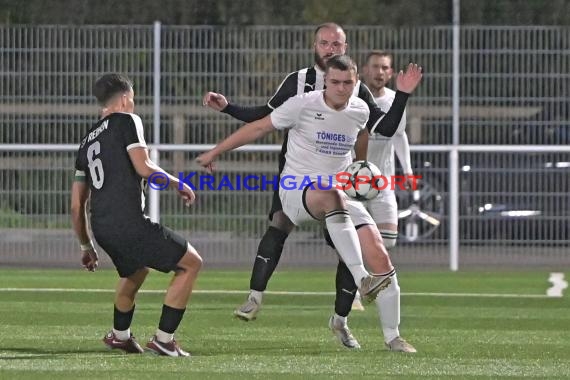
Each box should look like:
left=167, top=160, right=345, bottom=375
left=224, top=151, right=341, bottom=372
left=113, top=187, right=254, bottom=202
left=325, top=54, right=357, bottom=74
left=364, top=50, right=394, bottom=68
left=93, top=73, right=133, bottom=106
left=314, top=22, right=345, bottom=38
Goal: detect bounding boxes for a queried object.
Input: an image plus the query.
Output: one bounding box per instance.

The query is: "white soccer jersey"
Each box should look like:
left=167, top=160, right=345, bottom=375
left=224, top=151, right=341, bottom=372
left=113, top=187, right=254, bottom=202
left=270, top=90, right=369, bottom=182
left=367, top=87, right=412, bottom=177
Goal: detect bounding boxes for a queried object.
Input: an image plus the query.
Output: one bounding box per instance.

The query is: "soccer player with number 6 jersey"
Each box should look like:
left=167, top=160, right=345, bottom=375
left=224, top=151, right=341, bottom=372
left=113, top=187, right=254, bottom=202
left=71, top=73, right=202, bottom=356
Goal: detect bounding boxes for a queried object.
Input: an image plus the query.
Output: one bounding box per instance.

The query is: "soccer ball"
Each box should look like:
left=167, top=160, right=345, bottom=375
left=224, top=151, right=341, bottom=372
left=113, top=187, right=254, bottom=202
left=340, top=160, right=383, bottom=200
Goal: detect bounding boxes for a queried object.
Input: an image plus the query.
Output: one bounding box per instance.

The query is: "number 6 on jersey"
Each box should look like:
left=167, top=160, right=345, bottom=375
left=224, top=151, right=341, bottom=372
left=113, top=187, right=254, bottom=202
left=87, top=141, right=104, bottom=189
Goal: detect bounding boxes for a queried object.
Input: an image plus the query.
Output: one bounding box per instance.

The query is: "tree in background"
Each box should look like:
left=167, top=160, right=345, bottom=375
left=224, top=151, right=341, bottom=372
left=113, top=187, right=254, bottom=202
left=0, top=0, right=569, bottom=26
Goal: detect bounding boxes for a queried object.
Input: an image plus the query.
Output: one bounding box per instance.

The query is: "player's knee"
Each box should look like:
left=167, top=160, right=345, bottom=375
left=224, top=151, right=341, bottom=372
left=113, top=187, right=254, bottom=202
left=379, top=229, right=398, bottom=249
left=180, top=246, right=203, bottom=272
left=314, top=188, right=345, bottom=212
left=328, top=189, right=346, bottom=207
left=269, top=211, right=295, bottom=233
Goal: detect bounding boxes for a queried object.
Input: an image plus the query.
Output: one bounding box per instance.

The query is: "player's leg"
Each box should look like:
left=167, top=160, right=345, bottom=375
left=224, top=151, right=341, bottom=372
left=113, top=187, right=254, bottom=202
left=323, top=227, right=362, bottom=348
left=364, top=192, right=415, bottom=351
left=131, top=220, right=203, bottom=357
left=323, top=227, right=360, bottom=314
left=234, top=190, right=295, bottom=321
left=325, top=225, right=366, bottom=312
left=374, top=190, right=399, bottom=249
left=251, top=192, right=295, bottom=293
left=303, top=186, right=386, bottom=300
left=103, top=267, right=149, bottom=353
left=356, top=225, right=416, bottom=353
left=328, top=259, right=361, bottom=349
left=147, top=243, right=202, bottom=357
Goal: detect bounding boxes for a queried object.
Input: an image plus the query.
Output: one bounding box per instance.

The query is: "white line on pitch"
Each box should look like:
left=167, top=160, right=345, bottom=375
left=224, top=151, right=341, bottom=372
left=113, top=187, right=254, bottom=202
left=0, top=287, right=556, bottom=299
left=546, top=272, right=568, bottom=297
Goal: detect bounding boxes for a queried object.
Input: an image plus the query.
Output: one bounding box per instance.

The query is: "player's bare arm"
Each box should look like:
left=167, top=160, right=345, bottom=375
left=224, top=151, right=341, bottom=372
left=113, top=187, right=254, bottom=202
left=196, top=115, right=275, bottom=168
left=70, top=181, right=99, bottom=271
left=353, top=129, right=369, bottom=161
left=392, top=132, right=415, bottom=190
left=128, top=147, right=195, bottom=206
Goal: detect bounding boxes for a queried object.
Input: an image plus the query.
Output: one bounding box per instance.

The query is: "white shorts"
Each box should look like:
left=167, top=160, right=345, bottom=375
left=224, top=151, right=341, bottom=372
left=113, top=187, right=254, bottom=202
left=279, top=185, right=375, bottom=227
left=363, top=190, right=398, bottom=225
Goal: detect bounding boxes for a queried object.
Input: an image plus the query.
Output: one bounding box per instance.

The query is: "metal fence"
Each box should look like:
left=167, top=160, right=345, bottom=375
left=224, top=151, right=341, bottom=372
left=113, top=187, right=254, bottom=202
left=1, top=24, right=569, bottom=270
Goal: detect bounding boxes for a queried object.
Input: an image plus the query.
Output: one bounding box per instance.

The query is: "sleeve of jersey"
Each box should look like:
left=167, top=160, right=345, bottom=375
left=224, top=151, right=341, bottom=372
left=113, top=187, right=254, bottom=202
left=267, top=72, right=298, bottom=109
left=368, top=91, right=410, bottom=137
left=221, top=72, right=297, bottom=123
left=222, top=103, right=272, bottom=123
left=123, top=114, right=148, bottom=151
left=74, top=154, right=86, bottom=182
left=269, top=96, right=301, bottom=130
left=392, top=110, right=413, bottom=174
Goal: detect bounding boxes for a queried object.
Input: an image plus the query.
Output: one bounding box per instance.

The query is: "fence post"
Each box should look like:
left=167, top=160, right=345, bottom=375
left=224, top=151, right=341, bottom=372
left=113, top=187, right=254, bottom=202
left=449, top=148, right=459, bottom=271
left=149, top=21, right=162, bottom=223
left=450, top=0, right=461, bottom=271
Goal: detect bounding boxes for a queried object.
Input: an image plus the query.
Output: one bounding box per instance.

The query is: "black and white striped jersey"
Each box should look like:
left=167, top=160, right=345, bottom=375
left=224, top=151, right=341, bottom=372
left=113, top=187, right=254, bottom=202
left=268, top=65, right=384, bottom=133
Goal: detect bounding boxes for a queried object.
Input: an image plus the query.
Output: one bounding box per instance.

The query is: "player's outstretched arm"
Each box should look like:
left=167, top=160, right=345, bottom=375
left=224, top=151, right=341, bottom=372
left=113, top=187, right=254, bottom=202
left=368, top=63, right=423, bottom=138
left=396, top=63, right=423, bottom=94
left=196, top=115, right=274, bottom=169
left=128, top=148, right=195, bottom=207
left=202, top=91, right=272, bottom=123
left=202, top=91, right=229, bottom=111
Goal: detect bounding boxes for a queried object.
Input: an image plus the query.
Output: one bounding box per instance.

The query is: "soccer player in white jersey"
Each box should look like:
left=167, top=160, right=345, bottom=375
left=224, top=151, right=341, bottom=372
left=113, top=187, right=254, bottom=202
left=197, top=55, right=422, bottom=350
left=203, top=23, right=418, bottom=352
left=343, top=51, right=417, bottom=347
left=362, top=50, right=414, bottom=248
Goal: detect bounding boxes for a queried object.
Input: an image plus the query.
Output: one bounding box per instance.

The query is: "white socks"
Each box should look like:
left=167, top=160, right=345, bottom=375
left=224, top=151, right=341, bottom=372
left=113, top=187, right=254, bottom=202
left=379, top=229, right=398, bottom=249
left=249, top=290, right=263, bottom=304
left=333, top=313, right=347, bottom=326
left=325, top=210, right=368, bottom=286
left=112, top=328, right=131, bottom=341
left=374, top=272, right=401, bottom=343
left=156, top=329, right=174, bottom=344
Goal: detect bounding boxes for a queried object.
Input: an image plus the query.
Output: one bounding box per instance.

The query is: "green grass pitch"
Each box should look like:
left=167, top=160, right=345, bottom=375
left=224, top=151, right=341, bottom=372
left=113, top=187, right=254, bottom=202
left=0, top=269, right=568, bottom=379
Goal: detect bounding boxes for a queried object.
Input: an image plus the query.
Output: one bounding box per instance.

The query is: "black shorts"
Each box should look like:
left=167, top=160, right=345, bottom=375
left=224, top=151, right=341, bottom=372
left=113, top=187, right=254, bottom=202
left=92, top=217, right=188, bottom=278
left=268, top=188, right=283, bottom=221
left=269, top=145, right=287, bottom=221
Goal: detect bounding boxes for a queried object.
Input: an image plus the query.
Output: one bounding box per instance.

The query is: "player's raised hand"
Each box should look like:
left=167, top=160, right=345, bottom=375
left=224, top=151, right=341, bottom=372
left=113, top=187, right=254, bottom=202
left=396, top=63, right=423, bottom=94
left=195, top=151, right=217, bottom=173
left=81, top=248, right=98, bottom=272
left=178, top=183, right=196, bottom=207
left=202, top=92, right=229, bottom=111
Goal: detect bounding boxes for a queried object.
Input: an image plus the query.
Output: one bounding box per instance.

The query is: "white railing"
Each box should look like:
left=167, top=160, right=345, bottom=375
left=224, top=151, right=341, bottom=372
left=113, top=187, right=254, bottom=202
left=1, top=143, right=569, bottom=270
left=1, top=23, right=569, bottom=269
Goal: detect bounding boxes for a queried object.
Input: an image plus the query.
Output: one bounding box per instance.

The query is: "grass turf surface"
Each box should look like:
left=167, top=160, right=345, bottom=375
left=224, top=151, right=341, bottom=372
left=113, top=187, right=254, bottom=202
left=0, top=269, right=568, bottom=379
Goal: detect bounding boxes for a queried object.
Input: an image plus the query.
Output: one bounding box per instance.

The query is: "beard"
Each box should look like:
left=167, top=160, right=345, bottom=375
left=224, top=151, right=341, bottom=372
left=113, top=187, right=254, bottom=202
left=314, top=52, right=330, bottom=71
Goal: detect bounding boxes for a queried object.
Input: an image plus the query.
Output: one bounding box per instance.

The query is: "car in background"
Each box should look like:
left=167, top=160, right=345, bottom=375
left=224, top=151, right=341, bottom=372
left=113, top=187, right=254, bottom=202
left=395, top=115, right=570, bottom=244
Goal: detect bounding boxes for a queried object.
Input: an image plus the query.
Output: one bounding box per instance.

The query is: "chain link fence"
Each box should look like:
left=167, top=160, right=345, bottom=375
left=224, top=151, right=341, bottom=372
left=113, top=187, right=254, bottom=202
left=1, top=25, right=569, bottom=269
